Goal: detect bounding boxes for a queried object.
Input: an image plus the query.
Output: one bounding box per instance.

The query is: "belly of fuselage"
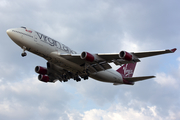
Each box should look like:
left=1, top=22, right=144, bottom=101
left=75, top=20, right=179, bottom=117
left=90, top=69, right=123, bottom=84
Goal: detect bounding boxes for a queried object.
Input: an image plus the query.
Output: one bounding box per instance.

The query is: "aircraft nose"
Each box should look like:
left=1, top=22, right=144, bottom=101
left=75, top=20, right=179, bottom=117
left=6, top=28, right=22, bottom=44
left=6, top=29, right=16, bottom=41
left=6, top=29, right=12, bottom=37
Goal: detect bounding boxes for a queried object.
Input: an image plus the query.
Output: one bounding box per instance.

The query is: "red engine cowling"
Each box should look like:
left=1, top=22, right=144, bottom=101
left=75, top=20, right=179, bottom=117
left=119, top=51, right=133, bottom=61
left=35, top=66, right=47, bottom=75
left=81, top=52, right=94, bottom=62
left=38, top=74, right=49, bottom=82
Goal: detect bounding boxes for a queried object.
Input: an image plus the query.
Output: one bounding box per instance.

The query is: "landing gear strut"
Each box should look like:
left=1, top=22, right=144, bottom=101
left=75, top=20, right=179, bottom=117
left=21, top=46, right=27, bottom=57
left=82, top=69, right=89, bottom=80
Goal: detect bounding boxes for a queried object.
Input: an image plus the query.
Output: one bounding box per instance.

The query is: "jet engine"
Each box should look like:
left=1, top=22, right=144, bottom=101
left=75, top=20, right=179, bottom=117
left=81, top=52, right=95, bottom=62
left=119, top=51, right=133, bottom=61
left=38, top=74, right=49, bottom=82
left=35, top=66, right=49, bottom=83
left=35, top=66, right=47, bottom=75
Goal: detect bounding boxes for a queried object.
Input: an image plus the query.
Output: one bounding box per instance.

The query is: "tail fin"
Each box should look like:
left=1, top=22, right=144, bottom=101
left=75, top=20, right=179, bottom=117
left=116, top=63, right=155, bottom=85
left=116, top=63, right=137, bottom=78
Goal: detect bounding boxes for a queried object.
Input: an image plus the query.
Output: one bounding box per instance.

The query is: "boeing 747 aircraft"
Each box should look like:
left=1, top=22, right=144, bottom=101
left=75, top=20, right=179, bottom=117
left=6, top=27, right=177, bottom=85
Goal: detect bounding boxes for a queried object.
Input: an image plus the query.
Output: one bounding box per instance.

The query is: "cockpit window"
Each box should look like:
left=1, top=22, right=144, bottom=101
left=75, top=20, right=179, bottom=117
left=21, top=26, right=26, bottom=29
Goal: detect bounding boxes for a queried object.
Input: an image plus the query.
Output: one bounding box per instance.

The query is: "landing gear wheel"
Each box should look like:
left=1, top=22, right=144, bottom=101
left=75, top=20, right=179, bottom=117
left=21, top=46, right=27, bottom=57
left=74, top=76, right=81, bottom=82
left=21, top=52, right=27, bottom=57
left=83, top=76, right=88, bottom=80
left=76, top=78, right=81, bottom=82
left=63, top=79, right=68, bottom=82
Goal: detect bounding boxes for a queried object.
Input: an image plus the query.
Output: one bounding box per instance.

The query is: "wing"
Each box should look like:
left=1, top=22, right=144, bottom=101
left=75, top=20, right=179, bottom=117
left=97, top=48, right=177, bottom=65
left=45, top=48, right=176, bottom=82
left=58, top=48, right=176, bottom=69
left=59, top=53, right=112, bottom=73
left=132, top=48, right=177, bottom=58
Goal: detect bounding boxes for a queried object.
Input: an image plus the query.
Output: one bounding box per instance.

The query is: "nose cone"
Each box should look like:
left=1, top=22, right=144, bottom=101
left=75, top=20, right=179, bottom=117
left=6, top=28, right=22, bottom=46
left=6, top=29, right=13, bottom=37
left=6, top=29, right=17, bottom=41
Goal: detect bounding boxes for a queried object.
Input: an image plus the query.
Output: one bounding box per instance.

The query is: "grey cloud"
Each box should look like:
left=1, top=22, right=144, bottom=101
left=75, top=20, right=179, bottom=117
left=0, top=0, right=180, bottom=119
left=0, top=77, right=75, bottom=120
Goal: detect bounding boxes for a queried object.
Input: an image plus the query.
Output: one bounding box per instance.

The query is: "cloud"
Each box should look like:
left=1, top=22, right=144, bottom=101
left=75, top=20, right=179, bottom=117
left=0, top=0, right=180, bottom=120
left=65, top=102, right=180, bottom=120
left=120, top=32, right=139, bottom=52
left=154, top=57, right=180, bottom=89
left=0, top=76, right=74, bottom=120
left=155, top=73, right=178, bottom=88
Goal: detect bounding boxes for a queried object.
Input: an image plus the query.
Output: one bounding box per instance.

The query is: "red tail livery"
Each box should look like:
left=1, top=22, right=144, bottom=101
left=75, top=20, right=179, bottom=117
left=117, top=63, right=136, bottom=78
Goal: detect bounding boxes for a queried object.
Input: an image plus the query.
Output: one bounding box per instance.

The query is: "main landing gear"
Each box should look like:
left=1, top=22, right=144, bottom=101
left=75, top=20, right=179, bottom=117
left=74, top=76, right=81, bottom=82
left=21, top=46, right=27, bottom=57
left=82, top=69, right=89, bottom=80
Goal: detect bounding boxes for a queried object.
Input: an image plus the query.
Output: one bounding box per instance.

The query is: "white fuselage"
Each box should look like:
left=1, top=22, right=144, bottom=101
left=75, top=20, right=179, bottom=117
left=7, top=27, right=124, bottom=84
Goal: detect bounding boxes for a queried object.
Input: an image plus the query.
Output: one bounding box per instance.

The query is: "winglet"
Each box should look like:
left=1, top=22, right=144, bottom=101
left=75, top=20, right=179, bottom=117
left=170, top=48, right=177, bottom=53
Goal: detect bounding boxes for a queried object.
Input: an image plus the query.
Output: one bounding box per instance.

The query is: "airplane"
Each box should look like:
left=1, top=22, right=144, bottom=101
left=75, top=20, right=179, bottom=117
left=6, top=26, right=177, bottom=85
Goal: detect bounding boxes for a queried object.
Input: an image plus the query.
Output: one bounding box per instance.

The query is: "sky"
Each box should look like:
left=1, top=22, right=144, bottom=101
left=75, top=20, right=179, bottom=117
left=0, top=0, right=180, bottom=120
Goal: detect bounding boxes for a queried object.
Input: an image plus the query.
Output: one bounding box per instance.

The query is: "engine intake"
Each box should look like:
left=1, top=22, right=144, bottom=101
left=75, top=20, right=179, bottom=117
left=38, top=74, right=49, bottom=82
left=81, top=52, right=95, bottom=62
left=119, top=51, right=133, bottom=61
left=35, top=66, right=47, bottom=75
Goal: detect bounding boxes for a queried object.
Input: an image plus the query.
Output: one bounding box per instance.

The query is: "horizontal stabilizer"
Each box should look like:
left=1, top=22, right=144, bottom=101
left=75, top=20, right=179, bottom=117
left=124, top=76, right=155, bottom=82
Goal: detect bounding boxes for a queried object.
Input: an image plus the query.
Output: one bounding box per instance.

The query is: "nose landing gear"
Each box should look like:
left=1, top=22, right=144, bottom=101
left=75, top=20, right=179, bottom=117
left=21, top=46, right=27, bottom=57
left=21, top=52, right=27, bottom=57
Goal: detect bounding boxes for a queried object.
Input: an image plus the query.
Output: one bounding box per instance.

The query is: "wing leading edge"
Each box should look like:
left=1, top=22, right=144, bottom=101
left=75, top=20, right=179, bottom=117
left=59, top=48, right=177, bottom=67
left=132, top=48, right=177, bottom=58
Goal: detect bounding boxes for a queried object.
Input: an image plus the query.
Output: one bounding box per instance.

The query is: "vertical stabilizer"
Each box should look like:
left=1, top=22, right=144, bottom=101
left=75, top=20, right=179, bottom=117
left=116, top=63, right=137, bottom=78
